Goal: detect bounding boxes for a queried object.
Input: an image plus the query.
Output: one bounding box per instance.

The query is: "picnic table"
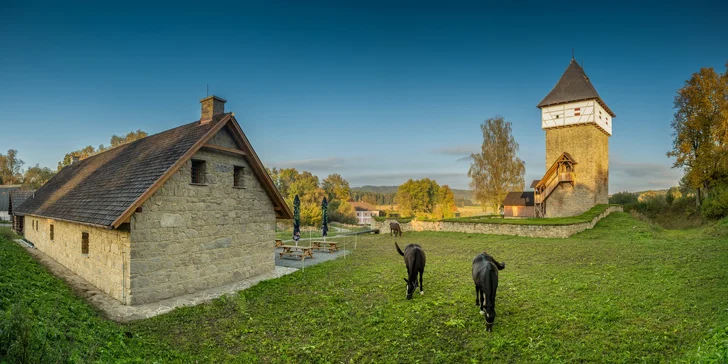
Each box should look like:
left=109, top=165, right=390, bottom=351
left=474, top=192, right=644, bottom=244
left=278, top=245, right=314, bottom=261
left=310, top=241, right=339, bottom=253
left=275, top=239, right=284, bottom=247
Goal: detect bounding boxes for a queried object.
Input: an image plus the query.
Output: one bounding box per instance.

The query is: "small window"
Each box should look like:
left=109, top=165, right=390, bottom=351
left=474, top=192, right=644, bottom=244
left=234, top=166, right=245, bottom=188
left=81, top=232, right=89, bottom=255
left=50, top=224, right=54, bottom=241
left=555, top=115, right=560, bottom=119
left=191, top=160, right=206, bottom=184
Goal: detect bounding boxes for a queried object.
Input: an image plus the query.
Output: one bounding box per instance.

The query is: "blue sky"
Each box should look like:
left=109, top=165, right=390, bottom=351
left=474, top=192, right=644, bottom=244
left=1, top=0, right=727, bottom=192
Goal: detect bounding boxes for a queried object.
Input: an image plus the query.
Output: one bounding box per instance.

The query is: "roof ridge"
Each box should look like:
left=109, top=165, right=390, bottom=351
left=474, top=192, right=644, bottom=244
left=67, top=114, right=231, bottom=168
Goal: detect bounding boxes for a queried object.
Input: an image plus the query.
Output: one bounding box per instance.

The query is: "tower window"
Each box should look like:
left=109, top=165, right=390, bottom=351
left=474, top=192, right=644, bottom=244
left=191, top=160, right=206, bottom=184
left=555, top=115, right=560, bottom=119
left=234, top=166, right=245, bottom=188
left=50, top=224, right=54, bottom=241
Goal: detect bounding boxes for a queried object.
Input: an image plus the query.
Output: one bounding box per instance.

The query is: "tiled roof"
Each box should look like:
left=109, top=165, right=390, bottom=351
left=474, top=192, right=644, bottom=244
left=350, top=201, right=378, bottom=211
left=537, top=59, right=615, bottom=117
left=0, top=185, right=21, bottom=212
left=9, top=190, right=35, bottom=215
left=15, top=113, right=292, bottom=227
left=15, top=116, right=227, bottom=226
left=503, top=191, right=534, bottom=207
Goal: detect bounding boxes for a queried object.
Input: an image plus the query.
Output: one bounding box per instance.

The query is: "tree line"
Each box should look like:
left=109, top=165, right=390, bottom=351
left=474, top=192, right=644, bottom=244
left=266, top=168, right=358, bottom=226
left=666, top=61, right=728, bottom=220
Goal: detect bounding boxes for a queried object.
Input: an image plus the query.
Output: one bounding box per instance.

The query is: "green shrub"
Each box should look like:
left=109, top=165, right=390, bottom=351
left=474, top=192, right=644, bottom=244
left=702, top=185, right=728, bottom=220
left=609, top=191, right=638, bottom=206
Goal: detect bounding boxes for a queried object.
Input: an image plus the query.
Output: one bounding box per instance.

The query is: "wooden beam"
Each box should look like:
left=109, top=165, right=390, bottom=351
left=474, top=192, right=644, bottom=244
left=201, top=144, right=247, bottom=156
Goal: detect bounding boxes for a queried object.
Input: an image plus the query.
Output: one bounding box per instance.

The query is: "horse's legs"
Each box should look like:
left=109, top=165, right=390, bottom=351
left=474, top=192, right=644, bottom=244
left=475, top=285, right=481, bottom=307
left=418, top=270, right=424, bottom=295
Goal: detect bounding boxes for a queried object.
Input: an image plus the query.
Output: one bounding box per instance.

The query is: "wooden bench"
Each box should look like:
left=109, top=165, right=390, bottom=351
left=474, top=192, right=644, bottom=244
left=310, top=241, right=339, bottom=253
left=275, top=239, right=284, bottom=247
left=278, top=245, right=314, bottom=261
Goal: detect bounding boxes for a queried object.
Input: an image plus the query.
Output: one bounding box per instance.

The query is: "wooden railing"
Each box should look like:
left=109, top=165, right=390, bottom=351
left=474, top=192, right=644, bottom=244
left=534, top=155, right=577, bottom=217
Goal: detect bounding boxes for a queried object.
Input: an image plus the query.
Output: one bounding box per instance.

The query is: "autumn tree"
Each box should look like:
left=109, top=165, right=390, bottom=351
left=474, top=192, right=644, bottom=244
left=322, top=173, right=351, bottom=201
left=433, top=185, right=457, bottom=219
left=22, top=164, right=56, bottom=189
left=58, top=130, right=148, bottom=170
left=395, top=178, right=440, bottom=216
left=468, top=116, right=525, bottom=212
left=667, top=64, right=728, bottom=206
left=0, top=149, right=24, bottom=185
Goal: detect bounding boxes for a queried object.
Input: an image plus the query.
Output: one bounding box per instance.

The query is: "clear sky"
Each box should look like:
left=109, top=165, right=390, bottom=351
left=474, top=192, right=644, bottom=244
left=1, top=0, right=727, bottom=192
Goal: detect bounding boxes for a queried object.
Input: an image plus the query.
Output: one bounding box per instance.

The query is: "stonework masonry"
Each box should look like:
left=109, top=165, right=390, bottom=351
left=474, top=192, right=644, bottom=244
left=545, top=124, right=609, bottom=217
left=128, top=128, right=277, bottom=305
left=23, top=215, right=131, bottom=303
left=372, top=206, right=622, bottom=239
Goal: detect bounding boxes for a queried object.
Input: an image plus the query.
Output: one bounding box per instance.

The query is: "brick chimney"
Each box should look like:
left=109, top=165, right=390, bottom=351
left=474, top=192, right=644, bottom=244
left=200, top=95, right=226, bottom=124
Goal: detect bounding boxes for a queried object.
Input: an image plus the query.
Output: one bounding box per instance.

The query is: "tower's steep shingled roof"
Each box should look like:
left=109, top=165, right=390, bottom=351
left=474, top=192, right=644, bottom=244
left=537, top=59, right=615, bottom=117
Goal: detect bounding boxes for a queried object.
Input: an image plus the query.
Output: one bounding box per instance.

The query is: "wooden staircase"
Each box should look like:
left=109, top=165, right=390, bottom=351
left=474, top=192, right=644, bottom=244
left=534, top=153, right=576, bottom=218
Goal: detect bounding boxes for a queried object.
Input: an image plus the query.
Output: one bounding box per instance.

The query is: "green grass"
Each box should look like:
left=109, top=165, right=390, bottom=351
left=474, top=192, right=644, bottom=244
left=2, top=212, right=728, bottom=362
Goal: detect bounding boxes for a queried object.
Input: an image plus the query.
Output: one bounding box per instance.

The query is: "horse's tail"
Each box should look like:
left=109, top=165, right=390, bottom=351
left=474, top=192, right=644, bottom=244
left=395, top=242, right=405, bottom=256
left=494, top=260, right=505, bottom=270
left=485, top=253, right=506, bottom=270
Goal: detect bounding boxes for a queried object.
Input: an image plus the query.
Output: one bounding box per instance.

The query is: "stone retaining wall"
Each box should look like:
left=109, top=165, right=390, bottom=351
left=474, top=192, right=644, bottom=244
left=372, top=206, right=622, bottom=238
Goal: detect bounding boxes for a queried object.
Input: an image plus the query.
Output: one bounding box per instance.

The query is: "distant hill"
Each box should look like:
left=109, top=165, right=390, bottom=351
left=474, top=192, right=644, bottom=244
left=352, top=185, right=476, bottom=204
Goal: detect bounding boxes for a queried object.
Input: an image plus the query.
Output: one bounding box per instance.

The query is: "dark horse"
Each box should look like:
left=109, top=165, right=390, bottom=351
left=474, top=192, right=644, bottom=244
left=390, top=222, right=403, bottom=237
left=395, top=242, right=425, bottom=299
left=472, top=252, right=506, bottom=331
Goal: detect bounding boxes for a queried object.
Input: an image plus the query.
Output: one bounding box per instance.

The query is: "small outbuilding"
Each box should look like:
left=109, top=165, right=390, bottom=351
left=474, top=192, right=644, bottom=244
left=503, top=191, right=535, bottom=218
left=10, top=189, right=35, bottom=234
left=0, top=185, right=21, bottom=221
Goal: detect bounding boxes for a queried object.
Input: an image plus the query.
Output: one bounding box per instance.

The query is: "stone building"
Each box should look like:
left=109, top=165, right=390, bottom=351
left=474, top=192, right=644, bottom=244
left=15, top=96, right=292, bottom=305
left=532, top=59, right=615, bottom=217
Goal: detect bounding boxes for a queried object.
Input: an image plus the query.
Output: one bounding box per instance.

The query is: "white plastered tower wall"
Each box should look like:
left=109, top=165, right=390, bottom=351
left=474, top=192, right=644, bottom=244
left=540, top=100, right=613, bottom=135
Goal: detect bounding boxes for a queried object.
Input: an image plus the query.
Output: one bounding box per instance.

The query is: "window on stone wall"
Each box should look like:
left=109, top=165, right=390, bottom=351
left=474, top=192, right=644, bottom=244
left=50, top=224, right=54, bottom=241
left=191, top=159, right=206, bottom=184
left=234, top=166, right=245, bottom=188
left=81, top=232, right=89, bottom=255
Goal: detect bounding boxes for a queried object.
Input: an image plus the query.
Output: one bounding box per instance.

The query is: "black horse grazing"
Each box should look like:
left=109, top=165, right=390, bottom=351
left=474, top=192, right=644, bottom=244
left=390, top=222, right=403, bottom=237
left=472, top=252, right=506, bottom=331
left=395, top=242, right=426, bottom=299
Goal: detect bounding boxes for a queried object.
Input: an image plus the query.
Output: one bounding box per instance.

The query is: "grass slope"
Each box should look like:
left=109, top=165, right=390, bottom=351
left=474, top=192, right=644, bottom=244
left=1, top=214, right=728, bottom=363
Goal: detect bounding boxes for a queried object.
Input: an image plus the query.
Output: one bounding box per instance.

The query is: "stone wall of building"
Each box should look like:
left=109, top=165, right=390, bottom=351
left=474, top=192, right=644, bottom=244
left=371, top=206, right=622, bottom=238
left=23, top=215, right=131, bottom=303
left=128, top=129, right=277, bottom=305
left=544, top=124, right=609, bottom=217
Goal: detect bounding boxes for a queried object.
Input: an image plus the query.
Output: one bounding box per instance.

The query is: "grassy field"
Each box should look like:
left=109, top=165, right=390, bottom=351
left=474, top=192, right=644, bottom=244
left=2, top=214, right=728, bottom=362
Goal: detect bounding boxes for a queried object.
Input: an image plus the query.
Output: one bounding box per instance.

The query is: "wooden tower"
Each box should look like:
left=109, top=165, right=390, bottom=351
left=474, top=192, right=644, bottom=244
left=533, top=58, right=615, bottom=217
